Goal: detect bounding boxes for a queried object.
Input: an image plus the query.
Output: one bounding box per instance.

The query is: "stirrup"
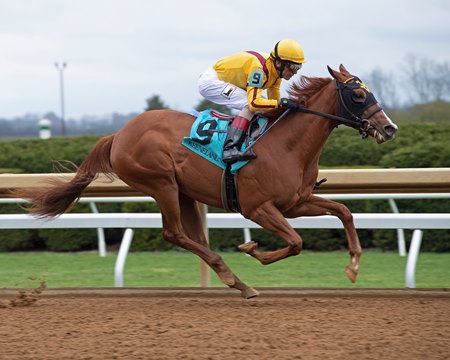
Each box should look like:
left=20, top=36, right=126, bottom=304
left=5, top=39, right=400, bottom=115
left=222, top=148, right=257, bottom=163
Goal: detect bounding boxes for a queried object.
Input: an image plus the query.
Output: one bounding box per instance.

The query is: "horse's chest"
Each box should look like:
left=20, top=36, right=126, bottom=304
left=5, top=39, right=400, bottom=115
left=274, top=180, right=314, bottom=210
left=294, top=175, right=317, bottom=203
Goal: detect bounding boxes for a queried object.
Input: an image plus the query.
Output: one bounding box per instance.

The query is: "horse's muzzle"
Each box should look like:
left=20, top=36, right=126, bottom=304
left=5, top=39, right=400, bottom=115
left=370, top=123, right=398, bottom=144
left=383, top=124, right=398, bottom=139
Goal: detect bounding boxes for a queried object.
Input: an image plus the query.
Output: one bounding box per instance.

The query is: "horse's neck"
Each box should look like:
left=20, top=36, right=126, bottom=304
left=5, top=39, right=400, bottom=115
left=306, top=80, right=338, bottom=117
left=283, top=83, right=337, bottom=156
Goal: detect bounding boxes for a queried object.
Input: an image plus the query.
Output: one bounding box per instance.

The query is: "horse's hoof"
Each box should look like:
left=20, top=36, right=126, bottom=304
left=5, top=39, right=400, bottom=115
left=238, top=241, right=258, bottom=253
left=345, top=266, right=358, bottom=283
left=241, top=287, right=260, bottom=299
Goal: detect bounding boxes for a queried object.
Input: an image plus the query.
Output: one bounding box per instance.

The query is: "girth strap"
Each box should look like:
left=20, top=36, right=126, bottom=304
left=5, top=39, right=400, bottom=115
left=221, top=164, right=241, bottom=212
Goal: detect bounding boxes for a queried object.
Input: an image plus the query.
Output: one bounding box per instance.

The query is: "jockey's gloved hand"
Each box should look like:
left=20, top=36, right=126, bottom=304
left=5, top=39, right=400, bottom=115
left=279, top=98, right=297, bottom=109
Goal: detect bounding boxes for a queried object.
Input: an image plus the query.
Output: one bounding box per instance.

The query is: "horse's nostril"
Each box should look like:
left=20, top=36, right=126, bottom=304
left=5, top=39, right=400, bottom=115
left=384, top=124, right=398, bottom=137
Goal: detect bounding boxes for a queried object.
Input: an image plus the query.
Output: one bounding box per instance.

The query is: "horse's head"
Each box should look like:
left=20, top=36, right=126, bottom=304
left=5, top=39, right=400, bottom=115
left=327, top=64, right=397, bottom=143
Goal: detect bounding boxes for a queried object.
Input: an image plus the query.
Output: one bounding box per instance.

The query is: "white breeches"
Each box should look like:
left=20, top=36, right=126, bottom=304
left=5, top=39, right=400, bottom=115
left=198, top=67, right=249, bottom=111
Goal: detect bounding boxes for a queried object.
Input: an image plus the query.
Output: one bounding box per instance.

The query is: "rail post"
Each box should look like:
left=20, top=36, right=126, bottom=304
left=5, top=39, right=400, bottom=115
left=405, top=230, right=423, bottom=288
left=200, top=203, right=210, bottom=287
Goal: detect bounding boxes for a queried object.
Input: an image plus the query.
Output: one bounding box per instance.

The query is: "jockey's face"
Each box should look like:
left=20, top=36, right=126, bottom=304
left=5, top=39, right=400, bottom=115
left=281, top=64, right=297, bottom=80
left=276, top=60, right=301, bottom=80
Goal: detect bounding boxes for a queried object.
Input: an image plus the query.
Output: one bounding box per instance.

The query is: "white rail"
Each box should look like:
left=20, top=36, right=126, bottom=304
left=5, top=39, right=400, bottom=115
left=2, top=212, right=450, bottom=229
left=2, top=193, right=449, bottom=257
left=0, top=196, right=157, bottom=257
left=322, top=193, right=450, bottom=256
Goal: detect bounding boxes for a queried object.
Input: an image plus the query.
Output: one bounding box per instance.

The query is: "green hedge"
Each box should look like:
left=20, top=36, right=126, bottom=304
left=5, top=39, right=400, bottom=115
left=0, top=136, right=100, bottom=173
left=1, top=120, right=449, bottom=252
left=1, top=123, right=449, bottom=173
left=319, top=122, right=450, bottom=168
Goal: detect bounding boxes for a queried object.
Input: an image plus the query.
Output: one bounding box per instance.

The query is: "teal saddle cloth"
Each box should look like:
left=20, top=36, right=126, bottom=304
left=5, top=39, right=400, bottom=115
left=182, top=109, right=268, bottom=174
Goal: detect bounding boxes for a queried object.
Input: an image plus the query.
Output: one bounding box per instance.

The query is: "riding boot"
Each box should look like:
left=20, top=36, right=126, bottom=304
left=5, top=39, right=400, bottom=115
left=222, top=126, right=257, bottom=163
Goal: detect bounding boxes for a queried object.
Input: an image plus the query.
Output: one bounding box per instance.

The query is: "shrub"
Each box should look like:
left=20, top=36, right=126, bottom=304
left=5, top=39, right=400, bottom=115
left=0, top=204, right=44, bottom=252
left=0, top=229, right=42, bottom=252
left=0, top=136, right=100, bottom=173
left=38, top=228, right=97, bottom=252
left=37, top=203, right=98, bottom=252
left=121, top=201, right=175, bottom=251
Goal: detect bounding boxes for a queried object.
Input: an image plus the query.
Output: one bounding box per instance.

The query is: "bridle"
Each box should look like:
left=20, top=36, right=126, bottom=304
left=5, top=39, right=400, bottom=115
left=294, top=76, right=383, bottom=138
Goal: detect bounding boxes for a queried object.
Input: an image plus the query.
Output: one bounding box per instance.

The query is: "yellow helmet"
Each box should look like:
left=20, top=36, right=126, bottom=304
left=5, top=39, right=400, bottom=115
left=271, top=39, right=305, bottom=64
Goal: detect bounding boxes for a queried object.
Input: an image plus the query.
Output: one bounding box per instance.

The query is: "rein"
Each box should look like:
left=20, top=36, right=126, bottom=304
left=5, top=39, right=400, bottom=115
left=295, top=78, right=383, bottom=138
left=242, top=109, right=292, bottom=154
left=242, top=77, right=383, bottom=154
left=294, top=104, right=360, bottom=128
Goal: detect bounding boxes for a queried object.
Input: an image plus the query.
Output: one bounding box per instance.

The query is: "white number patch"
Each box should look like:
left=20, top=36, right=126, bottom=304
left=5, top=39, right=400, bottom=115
left=221, top=84, right=236, bottom=99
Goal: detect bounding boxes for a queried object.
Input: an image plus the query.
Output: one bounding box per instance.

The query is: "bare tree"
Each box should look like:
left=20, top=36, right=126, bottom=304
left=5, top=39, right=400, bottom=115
left=365, top=67, right=400, bottom=110
left=431, top=61, right=450, bottom=101
left=402, top=55, right=450, bottom=104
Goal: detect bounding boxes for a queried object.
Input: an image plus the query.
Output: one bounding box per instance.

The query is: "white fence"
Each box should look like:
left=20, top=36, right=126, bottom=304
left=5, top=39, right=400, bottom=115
left=1, top=194, right=449, bottom=289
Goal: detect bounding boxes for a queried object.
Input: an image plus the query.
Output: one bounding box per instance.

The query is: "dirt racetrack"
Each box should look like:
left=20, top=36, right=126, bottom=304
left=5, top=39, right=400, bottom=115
left=1, top=287, right=449, bottom=360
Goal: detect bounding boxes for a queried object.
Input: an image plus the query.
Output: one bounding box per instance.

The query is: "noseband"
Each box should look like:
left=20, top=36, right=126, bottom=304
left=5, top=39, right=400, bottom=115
left=293, top=76, right=383, bottom=138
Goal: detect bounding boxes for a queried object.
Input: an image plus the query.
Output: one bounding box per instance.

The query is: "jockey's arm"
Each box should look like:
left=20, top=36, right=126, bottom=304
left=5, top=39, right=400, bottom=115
left=246, top=86, right=279, bottom=112
left=267, top=80, right=281, bottom=101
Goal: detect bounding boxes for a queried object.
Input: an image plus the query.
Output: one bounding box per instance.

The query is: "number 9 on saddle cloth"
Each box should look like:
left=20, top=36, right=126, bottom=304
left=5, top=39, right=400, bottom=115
left=182, top=109, right=268, bottom=174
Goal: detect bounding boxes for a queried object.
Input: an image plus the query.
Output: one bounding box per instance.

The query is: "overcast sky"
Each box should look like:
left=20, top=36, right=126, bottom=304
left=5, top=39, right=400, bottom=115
left=1, top=0, right=449, bottom=119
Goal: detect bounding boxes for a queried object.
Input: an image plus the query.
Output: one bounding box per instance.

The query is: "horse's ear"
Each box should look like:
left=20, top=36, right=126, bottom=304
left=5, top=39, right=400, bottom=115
left=327, top=65, right=337, bottom=78
left=339, top=64, right=352, bottom=77
left=328, top=65, right=350, bottom=82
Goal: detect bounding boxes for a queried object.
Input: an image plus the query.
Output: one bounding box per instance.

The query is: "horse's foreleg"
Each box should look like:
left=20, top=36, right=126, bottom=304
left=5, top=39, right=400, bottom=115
left=240, top=202, right=303, bottom=264
left=286, top=195, right=362, bottom=283
left=163, top=220, right=259, bottom=298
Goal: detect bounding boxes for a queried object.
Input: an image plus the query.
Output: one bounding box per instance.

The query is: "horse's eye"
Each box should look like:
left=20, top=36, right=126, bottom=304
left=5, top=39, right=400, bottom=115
left=352, top=91, right=366, bottom=104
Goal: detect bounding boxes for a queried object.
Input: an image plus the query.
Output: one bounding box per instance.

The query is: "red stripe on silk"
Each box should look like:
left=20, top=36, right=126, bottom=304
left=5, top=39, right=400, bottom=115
left=250, top=88, right=276, bottom=109
left=246, top=51, right=269, bottom=86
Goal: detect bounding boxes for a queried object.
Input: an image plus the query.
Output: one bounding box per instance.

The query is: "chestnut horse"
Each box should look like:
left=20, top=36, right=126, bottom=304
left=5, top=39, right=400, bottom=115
left=15, top=65, right=397, bottom=298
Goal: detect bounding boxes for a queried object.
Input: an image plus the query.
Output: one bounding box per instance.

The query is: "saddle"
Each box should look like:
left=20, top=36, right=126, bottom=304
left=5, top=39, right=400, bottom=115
left=182, top=109, right=268, bottom=212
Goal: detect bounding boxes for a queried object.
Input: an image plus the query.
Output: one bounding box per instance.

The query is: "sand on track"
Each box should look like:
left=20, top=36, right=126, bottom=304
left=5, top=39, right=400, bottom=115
left=1, top=287, right=449, bottom=360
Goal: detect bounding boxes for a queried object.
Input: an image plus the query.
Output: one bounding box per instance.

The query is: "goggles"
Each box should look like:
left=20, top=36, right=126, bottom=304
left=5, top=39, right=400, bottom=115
left=287, top=62, right=302, bottom=72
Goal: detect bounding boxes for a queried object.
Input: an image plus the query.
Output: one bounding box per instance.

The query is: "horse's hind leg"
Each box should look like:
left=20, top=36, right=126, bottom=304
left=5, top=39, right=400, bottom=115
left=158, top=188, right=259, bottom=298
left=179, top=192, right=208, bottom=247
left=179, top=194, right=210, bottom=287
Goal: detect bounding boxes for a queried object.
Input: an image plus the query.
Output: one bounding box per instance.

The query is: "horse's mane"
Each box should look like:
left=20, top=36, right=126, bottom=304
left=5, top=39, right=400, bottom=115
left=259, top=76, right=333, bottom=120
left=287, top=76, right=332, bottom=107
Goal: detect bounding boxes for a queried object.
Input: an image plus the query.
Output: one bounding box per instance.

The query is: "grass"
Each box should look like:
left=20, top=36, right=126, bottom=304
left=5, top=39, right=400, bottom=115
left=0, top=250, right=449, bottom=289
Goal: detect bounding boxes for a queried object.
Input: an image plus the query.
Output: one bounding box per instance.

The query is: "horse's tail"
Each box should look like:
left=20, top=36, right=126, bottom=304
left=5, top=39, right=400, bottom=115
left=13, top=134, right=115, bottom=218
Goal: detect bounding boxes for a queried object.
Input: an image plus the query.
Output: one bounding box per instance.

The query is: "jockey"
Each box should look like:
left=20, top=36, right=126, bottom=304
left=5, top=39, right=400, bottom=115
left=198, top=38, right=305, bottom=163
